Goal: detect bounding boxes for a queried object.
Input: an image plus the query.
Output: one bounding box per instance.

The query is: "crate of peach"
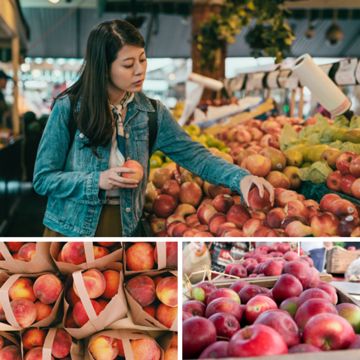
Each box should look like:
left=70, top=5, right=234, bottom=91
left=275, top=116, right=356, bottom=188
left=183, top=269, right=360, bottom=359
left=124, top=242, right=177, bottom=275
left=51, top=241, right=123, bottom=274
left=124, top=271, right=177, bottom=331
left=63, top=263, right=128, bottom=339
left=86, top=330, right=165, bottom=360
left=0, top=242, right=56, bottom=274
left=0, top=331, right=21, bottom=359
left=0, top=272, right=63, bottom=331
left=21, top=327, right=83, bottom=359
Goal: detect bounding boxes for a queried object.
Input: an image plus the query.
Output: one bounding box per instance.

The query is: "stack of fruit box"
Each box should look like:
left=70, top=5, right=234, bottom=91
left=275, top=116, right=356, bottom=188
left=194, top=276, right=360, bottom=360
left=326, top=246, right=360, bottom=274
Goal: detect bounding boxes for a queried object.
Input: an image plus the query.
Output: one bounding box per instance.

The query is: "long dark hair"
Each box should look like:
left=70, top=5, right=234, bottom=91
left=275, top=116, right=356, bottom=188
left=56, top=20, right=145, bottom=147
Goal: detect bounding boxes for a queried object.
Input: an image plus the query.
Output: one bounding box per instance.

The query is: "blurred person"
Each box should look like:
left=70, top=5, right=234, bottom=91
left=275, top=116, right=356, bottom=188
left=301, top=241, right=333, bottom=272
left=33, top=19, right=274, bottom=237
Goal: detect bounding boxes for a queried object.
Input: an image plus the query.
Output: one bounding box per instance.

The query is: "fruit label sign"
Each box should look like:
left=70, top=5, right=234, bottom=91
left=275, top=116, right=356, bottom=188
left=266, top=70, right=280, bottom=89
left=335, top=58, right=357, bottom=85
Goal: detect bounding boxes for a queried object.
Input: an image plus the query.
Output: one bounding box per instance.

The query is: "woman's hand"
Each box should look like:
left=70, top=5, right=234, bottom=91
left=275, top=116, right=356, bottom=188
left=240, top=175, right=275, bottom=207
left=99, top=166, right=139, bottom=190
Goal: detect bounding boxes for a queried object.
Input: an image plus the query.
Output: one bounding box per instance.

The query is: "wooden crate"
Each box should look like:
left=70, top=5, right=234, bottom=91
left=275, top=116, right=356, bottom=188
left=326, top=247, right=360, bottom=274
left=195, top=278, right=360, bottom=360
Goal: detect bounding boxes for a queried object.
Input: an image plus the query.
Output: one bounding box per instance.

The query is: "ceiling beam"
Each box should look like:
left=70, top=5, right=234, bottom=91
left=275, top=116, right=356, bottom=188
left=285, top=0, right=360, bottom=9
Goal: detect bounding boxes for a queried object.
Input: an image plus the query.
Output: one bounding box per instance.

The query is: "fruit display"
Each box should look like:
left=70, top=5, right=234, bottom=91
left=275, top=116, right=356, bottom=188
left=183, top=268, right=360, bottom=359
left=0, top=241, right=177, bottom=359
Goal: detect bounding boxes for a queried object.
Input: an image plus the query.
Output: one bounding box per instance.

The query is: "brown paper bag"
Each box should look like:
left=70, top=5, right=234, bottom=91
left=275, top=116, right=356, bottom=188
left=63, top=263, right=128, bottom=339
left=123, top=242, right=170, bottom=275
left=20, top=328, right=83, bottom=360
left=0, top=242, right=56, bottom=274
left=0, top=272, right=63, bottom=331
left=124, top=270, right=178, bottom=332
left=51, top=242, right=123, bottom=275
left=85, top=329, right=165, bottom=360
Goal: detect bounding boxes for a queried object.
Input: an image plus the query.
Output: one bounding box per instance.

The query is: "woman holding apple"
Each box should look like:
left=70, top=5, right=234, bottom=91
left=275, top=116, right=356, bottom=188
left=33, top=19, right=274, bottom=237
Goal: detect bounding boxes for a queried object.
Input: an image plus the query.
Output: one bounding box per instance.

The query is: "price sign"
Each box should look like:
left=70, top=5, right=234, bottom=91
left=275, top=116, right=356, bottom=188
left=335, top=58, right=357, bottom=85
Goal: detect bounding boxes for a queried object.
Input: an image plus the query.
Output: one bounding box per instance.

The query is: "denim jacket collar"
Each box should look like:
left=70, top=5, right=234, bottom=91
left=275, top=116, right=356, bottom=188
left=132, top=92, right=156, bottom=112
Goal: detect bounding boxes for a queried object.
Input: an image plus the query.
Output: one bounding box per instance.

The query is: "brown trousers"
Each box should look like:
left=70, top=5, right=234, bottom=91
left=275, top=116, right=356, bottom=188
left=43, top=205, right=122, bottom=237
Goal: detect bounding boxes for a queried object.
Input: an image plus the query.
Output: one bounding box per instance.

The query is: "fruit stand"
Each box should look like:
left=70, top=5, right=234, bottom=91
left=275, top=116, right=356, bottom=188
left=182, top=241, right=360, bottom=359
left=0, top=241, right=178, bottom=359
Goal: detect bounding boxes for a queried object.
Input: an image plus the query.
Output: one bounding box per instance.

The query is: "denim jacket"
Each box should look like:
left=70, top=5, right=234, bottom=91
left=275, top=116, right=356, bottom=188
left=33, top=92, right=249, bottom=236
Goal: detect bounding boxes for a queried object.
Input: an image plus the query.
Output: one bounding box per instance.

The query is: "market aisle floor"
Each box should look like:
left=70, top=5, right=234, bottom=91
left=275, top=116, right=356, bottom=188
left=5, top=183, right=46, bottom=237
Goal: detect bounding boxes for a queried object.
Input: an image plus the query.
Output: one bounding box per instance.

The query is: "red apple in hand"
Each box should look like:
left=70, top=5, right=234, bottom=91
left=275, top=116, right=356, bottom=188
left=247, top=187, right=272, bottom=212
left=123, top=160, right=144, bottom=181
left=303, top=313, right=356, bottom=350
left=228, top=324, right=288, bottom=357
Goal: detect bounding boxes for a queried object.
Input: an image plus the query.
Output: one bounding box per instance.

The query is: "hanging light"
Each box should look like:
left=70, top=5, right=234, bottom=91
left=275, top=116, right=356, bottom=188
left=48, top=0, right=61, bottom=4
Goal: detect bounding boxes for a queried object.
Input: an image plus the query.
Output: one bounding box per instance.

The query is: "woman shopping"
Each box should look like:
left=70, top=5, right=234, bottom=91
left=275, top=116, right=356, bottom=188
left=34, top=19, right=274, bottom=237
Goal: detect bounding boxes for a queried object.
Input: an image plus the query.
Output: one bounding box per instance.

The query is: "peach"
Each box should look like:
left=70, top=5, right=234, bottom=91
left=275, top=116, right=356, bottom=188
left=131, top=338, right=161, bottom=360
left=169, top=333, right=178, bottom=348
left=156, top=276, right=177, bottom=307
left=126, top=243, right=155, bottom=271
left=89, top=335, right=118, bottom=360
left=22, top=328, right=46, bottom=350
left=25, top=347, right=54, bottom=360
left=97, top=299, right=108, bottom=312
left=102, top=270, right=120, bottom=299
left=156, top=303, right=177, bottom=328
left=5, top=242, right=24, bottom=253
left=0, top=345, right=21, bottom=360
left=17, top=243, right=36, bottom=262
left=65, top=312, right=77, bottom=328
left=60, top=242, right=86, bottom=264
left=144, top=305, right=156, bottom=317
left=93, top=246, right=109, bottom=259
left=11, top=299, right=37, bottom=327
left=72, top=299, right=102, bottom=327
left=74, top=269, right=105, bottom=299
left=52, top=329, right=72, bottom=358
left=127, top=275, right=156, bottom=307
left=34, top=301, right=52, bottom=322
left=164, top=347, right=178, bottom=360
left=33, top=274, right=62, bottom=304
left=9, top=278, right=36, bottom=302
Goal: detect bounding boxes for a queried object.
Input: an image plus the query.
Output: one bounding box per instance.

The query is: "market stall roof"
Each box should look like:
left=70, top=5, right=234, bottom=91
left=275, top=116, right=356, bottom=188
left=20, top=2, right=360, bottom=59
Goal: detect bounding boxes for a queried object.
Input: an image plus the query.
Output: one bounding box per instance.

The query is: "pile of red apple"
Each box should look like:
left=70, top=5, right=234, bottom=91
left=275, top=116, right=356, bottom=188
left=149, top=180, right=360, bottom=236
left=183, top=260, right=360, bottom=358
left=126, top=273, right=177, bottom=329
left=327, top=151, right=360, bottom=199
left=0, top=274, right=62, bottom=328
left=65, top=268, right=120, bottom=328
left=222, top=242, right=317, bottom=279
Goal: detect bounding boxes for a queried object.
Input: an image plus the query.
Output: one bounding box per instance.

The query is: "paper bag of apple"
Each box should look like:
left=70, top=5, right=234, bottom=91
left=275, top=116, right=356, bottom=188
left=21, top=328, right=83, bottom=360
left=0, top=242, right=56, bottom=274
left=183, top=269, right=360, bottom=359
left=86, top=329, right=166, bottom=360
left=123, top=242, right=177, bottom=275
left=0, top=331, right=22, bottom=359
left=124, top=270, right=177, bottom=331
left=63, top=263, right=127, bottom=339
left=50, top=242, right=123, bottom=275
left=0, top=272, right=63, bottom=331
